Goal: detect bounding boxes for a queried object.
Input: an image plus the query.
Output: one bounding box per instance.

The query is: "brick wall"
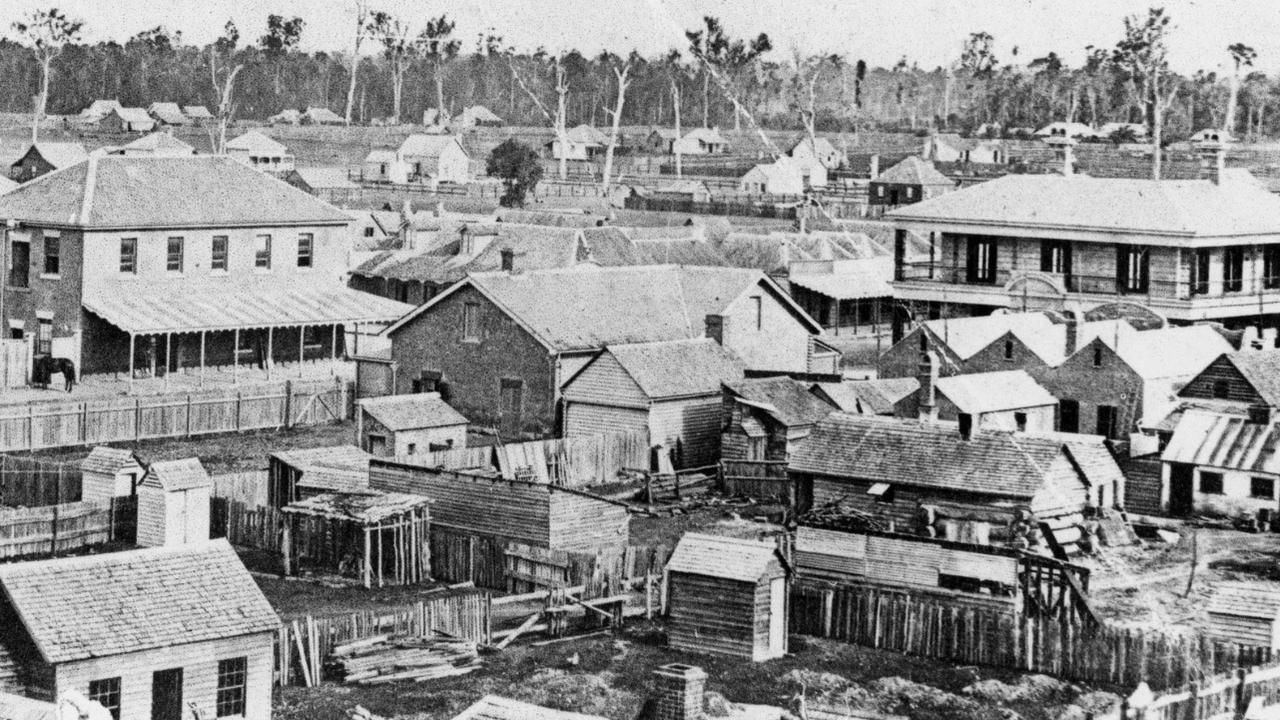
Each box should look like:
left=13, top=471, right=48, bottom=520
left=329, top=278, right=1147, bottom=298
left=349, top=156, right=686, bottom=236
left=651, top=664, right=706, bottom=720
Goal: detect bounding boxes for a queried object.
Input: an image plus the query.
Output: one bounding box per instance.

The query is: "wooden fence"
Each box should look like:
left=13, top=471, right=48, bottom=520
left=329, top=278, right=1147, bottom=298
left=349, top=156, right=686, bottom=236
left=503, top=542, right=670, bottom=599
left=429, top=525, right=509, bottom=589
left=210, top=471, right=270, bottom=508
left=0, top=454, right=82, bottom=507
left=393, top=430, right=650, bottom=487
left=0, top=496, right=134, bottom=559
left=274, top=591, right=492, bottom=687
left=1110, top=659, right=1280, bottom=720
left=623, top=195, right=799, bottom=219
left=0, top=378, right=351, bottom=453
left=791, top=580, right=1273, bottom=691
left=214, top=500, right=286, bottom=552
left=719, top=460, right=790, bottom=501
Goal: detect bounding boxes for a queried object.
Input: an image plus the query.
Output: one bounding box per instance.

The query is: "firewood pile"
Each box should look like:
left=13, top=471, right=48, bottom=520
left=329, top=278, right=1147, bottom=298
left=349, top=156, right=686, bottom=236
left=798, top=497, right=885, bottom=532
left=326, top=634, right=481, bottom=685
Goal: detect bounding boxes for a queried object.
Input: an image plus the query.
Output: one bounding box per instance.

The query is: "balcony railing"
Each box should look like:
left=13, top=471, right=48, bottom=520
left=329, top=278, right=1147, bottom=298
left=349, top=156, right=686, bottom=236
left=896, top=262, right=1280, bottom=302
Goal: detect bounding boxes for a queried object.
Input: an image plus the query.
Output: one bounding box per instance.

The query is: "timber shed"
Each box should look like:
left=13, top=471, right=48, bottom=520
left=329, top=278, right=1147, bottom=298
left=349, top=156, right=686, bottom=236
left=358, top=392, right=469, bottom=457
left=79, top=447, right=146, bottom=504
left=1207, top=583, right=1280, bottom=650
left=665, top=533, right=791, bottom=661
left=136, top=458, right=211, bottom=548
left=282, top=491, right=430, bottom=588
left=269, top=445, right=373, bottom=507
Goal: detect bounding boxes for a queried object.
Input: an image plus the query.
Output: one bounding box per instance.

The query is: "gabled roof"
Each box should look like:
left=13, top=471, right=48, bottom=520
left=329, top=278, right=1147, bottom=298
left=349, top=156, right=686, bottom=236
left=1208, top=582, right=1280, bottom=620
left=1022, top=429, right=1125, bottom=489
left=649, top=127, right=681, bottom=140
left=875, top=156, right=955, bottom=187
left=304, top=107, right=344, bottom=123
left=562, top=124, right=607, bottom=145
left=81, top=99, right=122, bottom=117
left=813, top=378, right=920, bottom=414
left=147, top=102, right=188, bottom=124
left=458, top=105, right=502, bottom=123
left=791, top=136, right=839, bottom=157
left=667, top=532, right=786, bottom=582
left=725, top=376, right=835, bottom=427
left=681, top=127, right=728, bottom=145
left=399, top=134, right=467, bottom=161
left=109, top=107, right=154, bottom=125
left=226, top=130, right=289, bottom=155
left=360, top=392, right=469, bottom=430
left=80, top=446, right=144, bottom=476
left=0, top=540, right=279, bottom=663
left=1199, top=351, right=1280, bottom=407
left=18, top=142, right=88, bottom=170
left=0, top=156, right=352, bottom=229
left=141, top=457, right=210, bottom=491
left=386, top=265, right=822, bottom=352
left=269, top=109, right=302, bottom=124
left=935, top=370, right=1056, bottom=414
left=452, top=695, right=609, bottom=720
left=790, top=413, right=1071, bottom=499
left=355, top=223, right=581, bottom=283
left=743, top=160, right=802, bottom=184
left=916, top=312, right=1059, bottom=361
left=1162, top=408, right=1280, bottom=475
left=575, top=338, right=745, bottom=399
left=889, top=174, right=1280, bottom=239
left=116, top=132, right=196, bottom=156
left=1089, top=324, right=1232, bottom=379
left=183, top=105, right=214, bottom=119
left=579, top=228, right=728, bottom=268
left=720, top=230, right=887, bottom=274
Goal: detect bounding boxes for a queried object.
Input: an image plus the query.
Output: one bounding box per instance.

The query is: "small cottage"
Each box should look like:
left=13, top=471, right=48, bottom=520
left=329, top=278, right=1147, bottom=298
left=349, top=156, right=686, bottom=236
left=99, top=107, right=156, bottom=134
left=136, top=458, right=211, bottom=547
left=721, top=376, right=836, bottom=462
left=869, top=157, right=955, bottom=206
left=673, top=127, right=729, bottom=155
left=453, top=105, right=503, bottom=128
left=183, top=106, right=214, bottom=125
left=303, top=107, right=345, bottom=125
left=358, top=392, right=469, bottom=457
left=562, top=339, right=745, bottom=468
left=739, top=159, right=805, bottom=196
left=665, top=533, right=791, bottom=661
left=79, top=446, right=146, bottom=504
left=548, top=125, right=607, bottom=161
left=925, top=369, right=1057, bottom=433
left=1161, top=408, right=1280, bottom=518
left=363, top=149, right=411, bottom=184
left=1206, top=583, right=1280, bottom=650
left=0, top=540, right=279, bottom=720
left=397, top=134, right=470, bottom=184
left=77, top=99, right=123, bottom=124
left=650, top=180, right=712, bottom=204
left=268, top=109, right=302, bottom=125
left=284, top=168, right=360, bottom=202
left=646, top=127, right=680, bottom=154
left=10, top=143, right=89, bottom=182
left=789, top=136, right=843, bottom=170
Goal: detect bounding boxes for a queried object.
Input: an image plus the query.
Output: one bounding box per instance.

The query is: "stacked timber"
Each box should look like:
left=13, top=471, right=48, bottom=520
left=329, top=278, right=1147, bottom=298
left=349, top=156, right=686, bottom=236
left=326, top=634, right=480, bottom=684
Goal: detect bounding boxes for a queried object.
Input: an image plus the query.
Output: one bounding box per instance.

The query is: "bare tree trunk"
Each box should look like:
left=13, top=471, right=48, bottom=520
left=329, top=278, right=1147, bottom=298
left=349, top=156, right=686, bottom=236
left=672, top=81, right=683, bottom=178
left=702, top=69, right=710, bottom=128
left=1224, top=66, right=1240, bottom=133
left=343, top=1, right=367, bottom=124
left=601, top=63, right=631, bottom=192
left=392, top=63, right=404, bottom=123
left=435, top=62, right=446, bottom=120
left=556, top=61, right=568, bottom=180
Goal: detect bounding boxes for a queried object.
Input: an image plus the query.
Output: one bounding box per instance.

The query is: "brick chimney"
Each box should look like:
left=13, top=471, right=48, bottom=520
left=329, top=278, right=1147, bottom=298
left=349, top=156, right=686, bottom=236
left=500, top=247, right=514, bottom=272
left=705, top=314, right=728, bottom=346
left=1195, top=134, right=1227, bottom=185
left=917, top=349, right=939, bottom=422
left=1065, top=317, right=1079, bottom=357
left=1047, top=135, right=1076, bottom=176
left=958, top=412, right=975, bottom=440
left=653, top=664, right=706, bottom=720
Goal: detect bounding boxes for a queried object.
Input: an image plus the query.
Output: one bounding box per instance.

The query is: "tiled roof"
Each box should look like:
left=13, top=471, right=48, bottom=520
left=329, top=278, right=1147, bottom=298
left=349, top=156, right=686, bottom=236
left=226, top=131, right=289, bottom=155
left=889, top=174, right=1280, bottom=238
left=0, top=540, right=279, bottom=663
left=80, top=446, right=143, bottom=476
left=1162, top=408, right=1280, bottom=474
left=936, top=370, right=1056, bottom=414
left=667, top=532, right=783, bottom=582
left=1208, top=582, right=1280, bottom=620
left=84, top=282, right=413, bottom=334
left=789, top=413, right=1068, bottom=499
left=725, top=376, right=835, bottom=427
left=452, top=696, right=609, bottom=720
left=0, top=156, right=350, bottom=229
left=591, top=339, right=745, bottom=399
left=360, top=392, right=469, bottom=430
left=1217, top=351, right=1280, bottom=407
left=283, top=491, right=429, bottom=523
left=812, top=377, right=919, bottom=415
left=141, top=457, right=210, bottom=491
left=25, top=142, right=88, bottom=169
left=876, top=157, right=955, bottom=187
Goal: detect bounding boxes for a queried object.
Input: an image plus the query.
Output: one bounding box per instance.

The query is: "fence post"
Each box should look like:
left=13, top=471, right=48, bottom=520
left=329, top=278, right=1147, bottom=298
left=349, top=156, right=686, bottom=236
left=26, top=403, right=33, bottom=451
left=1235, top=666, right=1248, bottom=717
left=186, top=394, right=193, bottom=438
left=134, top=398, right=142, bottom=441
left=80, top=403, right=88, bottom=445
left=284, top=380, right=293, bottom=429
left=235, top=391, right=242, bottom=432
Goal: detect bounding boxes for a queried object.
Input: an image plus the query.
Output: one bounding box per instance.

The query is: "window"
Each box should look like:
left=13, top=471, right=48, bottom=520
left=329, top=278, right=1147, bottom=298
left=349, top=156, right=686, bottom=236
left=120, top=238, right=137, bottom=274
left=752, top=296, right=763, bottom=330
left=1192, top=248, right=1211, bottom=295
left=906, top=186, right=917, bottom=200
left=867, top=482, right=895, bottom=504
left=1253, top=477, right=1276, bottom=499
left=1096, top=405, right=1117, bottom=437
left=1059, top=399, right=1080, bottom=433
left=88, top=677, right=121, bottom=720
left=407, top=443, right=417, bottom=454
left=297, top=233, right=313, bottom=268
left=412, top=370, right=441, bottom=394
left=37, top=317, right=52, bottom=356
left=1003, top=339, right=1014, bottom=360
left=1212, top=380, right=1231, bottom=400
left=1116, top=245, right=1149, bottom=294
left=876, top=185, right=885, bottom=197
left=462, top=302, right=480, bottom=341
left=1015, top=411, right=1027, bottom=432
left=367, top=434, right=387, bottom=454
left=211, top=236, right=228, bottom=272
left=303, top=326, right=323, bottom=350
left=166, top=237, right=184, bottom=273
left=215, top=657, right=247, bottom=718
left=1265, top=245, right=1280, bottom=290
left=1224, top=246, right=1245, bottom=293
left=965, top=236, right=997, bottom=284
left=254, top=235, right=271, bottom=269
left=9, top=238, right=29, bottom=288
left=42, top=235, right=59, bottom=276
left=1093, top=345, right=1104, bottom=367
left=1200, top=471, right=1224, bottom=495
left=1039, top=240, right=1072, bottom=278
left=746, top=436, right=766, bottom=460
left=364, top=226, right=375, bottom=238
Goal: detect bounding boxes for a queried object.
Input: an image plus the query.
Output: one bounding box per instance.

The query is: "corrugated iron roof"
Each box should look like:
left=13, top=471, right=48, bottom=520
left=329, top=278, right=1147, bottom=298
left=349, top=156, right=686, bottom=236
left=0, top=540, right=279, bottom=663
left=1162, top=409, right=1280, bottom=474
left=1208, top=582, right=1280, bottom=620
left=666, top=532, right=784, bottom=582
left=788, top=263, right=893, bottom=300
left=360, top=392, right=469, bottom=431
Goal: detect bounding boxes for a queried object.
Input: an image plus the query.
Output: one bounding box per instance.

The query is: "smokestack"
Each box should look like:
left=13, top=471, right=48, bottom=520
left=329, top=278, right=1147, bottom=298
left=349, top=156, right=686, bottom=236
left=917, top=349, right=939, bottom=422
left=500, top=247, right=514, bottom=272
left=704, top=314, right=727, bottom=345
left=653, top=664, right=706, bottom=720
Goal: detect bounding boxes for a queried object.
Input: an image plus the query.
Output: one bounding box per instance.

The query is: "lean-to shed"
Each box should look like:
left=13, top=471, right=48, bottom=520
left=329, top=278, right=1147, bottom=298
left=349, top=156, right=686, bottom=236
left=136, top=458, right=211, bottom=547
left=268, top=445, right=373, bottom=507
left=78, top=447, right=146, bottom=504
left=282, top=491, right=430, bottom=588
left=665, top=533, right=791, bottom=661
left=1207, top=583, right=1280, bottom=650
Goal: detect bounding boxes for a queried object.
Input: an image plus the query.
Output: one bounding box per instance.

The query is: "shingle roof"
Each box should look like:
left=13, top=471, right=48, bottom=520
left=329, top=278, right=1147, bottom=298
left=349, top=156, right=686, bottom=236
left=1208, top=582, right=1280, bottom=620
left=452, top=696, right=609, bottom=720
left=589, top=339, right=745, bottom=399
left=84, top=282, right=413, bottom=334
left=0, top=540, right=279, bottom=663
left=936, top=370, right=1056, bottom=414
left=876, top=157, right=955, bottom=187
left=667, top=532, right=784, bottom=582
left=725, top=376, right=835, bottom=427
left=0, top=156, right=350, bottom=229
left=141, top=457, right=211, bottom=491
left=360, top=392, right=469, bottom=431
left=790, top=413, right=1069, bottom=499
left=580, top=230, right=729, bottom=267
left=813, top=378, right=920, bottom=414
left=1217, top=351, right=1280, bottom=407
left=1022, top=430, right=1125, bottom=489
left=226, top=131, right=289, bottom=155
left=283, top=491, right=430, bottom=523
left=80, top=446, right=144, bottom=476
left=1162, top=408, right=1280, bottom=474
left=889, top=174, right=1280, bottom=238
left=23, top=142, right=88, bottom=169
left=271, top=445, right=372, bottom=474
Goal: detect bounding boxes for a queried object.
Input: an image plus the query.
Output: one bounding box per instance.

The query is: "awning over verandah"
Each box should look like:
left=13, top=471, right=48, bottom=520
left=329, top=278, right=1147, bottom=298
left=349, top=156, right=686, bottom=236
left=83, top=284, right=414, bottom=389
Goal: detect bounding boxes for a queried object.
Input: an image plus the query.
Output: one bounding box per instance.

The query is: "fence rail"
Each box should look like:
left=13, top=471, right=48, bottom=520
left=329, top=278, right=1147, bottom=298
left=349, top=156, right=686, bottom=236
left=0, top=496, right=134, bottom=559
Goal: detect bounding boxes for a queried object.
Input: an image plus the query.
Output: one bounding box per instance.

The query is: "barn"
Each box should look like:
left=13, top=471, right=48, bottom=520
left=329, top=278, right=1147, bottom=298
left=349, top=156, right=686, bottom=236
left=665, top=533, right=791, bottom=661
left=561, top=338, right=745, bottom=468
left=358, top=392, right=469, bottom=457
left=136, top=458, right=211, bottom=547
left=1206, top=583, right=1280, bottom=650
left=79, top=446, right=146, bottom=504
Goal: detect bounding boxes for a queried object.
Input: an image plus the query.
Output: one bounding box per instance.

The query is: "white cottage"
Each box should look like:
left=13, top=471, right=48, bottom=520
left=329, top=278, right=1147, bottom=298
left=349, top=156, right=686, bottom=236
left=397, top=134, right=470, bottom=184
left=136, top=458, right=211, bottom=547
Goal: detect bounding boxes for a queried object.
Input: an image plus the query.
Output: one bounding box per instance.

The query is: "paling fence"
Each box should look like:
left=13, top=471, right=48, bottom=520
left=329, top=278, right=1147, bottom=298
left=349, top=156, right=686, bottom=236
left=0, top=454, right=82, bottom=507
left=1109, top=661, right=1280, bottom=720
left=0, top=378, right=351, bottom=453
left=391, top=429, right=651, bottom=487
left=0, top=496, right=136, bottom=559
left=719, top=460, right=790, bottom=501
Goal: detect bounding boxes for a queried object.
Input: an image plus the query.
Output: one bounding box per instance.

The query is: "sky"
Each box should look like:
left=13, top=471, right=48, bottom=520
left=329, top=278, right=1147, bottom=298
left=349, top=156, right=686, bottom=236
left=7, top=0, right=1280, bottom=74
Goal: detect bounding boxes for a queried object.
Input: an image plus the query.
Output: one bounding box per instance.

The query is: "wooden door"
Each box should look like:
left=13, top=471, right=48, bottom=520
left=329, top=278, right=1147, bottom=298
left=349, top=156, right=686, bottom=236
left=767, top=577, right=786, bottom=658
left=499, top=378, right=524, bottom=439
left=1168, top=462, right=1195, bottom=516
left=151, top=668, right=183, bottom=720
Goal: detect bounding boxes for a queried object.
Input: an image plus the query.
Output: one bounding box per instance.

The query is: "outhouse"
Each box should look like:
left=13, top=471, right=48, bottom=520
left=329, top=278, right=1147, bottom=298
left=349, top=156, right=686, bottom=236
left=78, top=446, right=146, bottom=504
left=665, top=532, right=791, bottom=661
left=1207, top=583, right=1280, bottom=650
left=357, top=392, right=469, bottom=457
left=136, top=458, right=212, bottom=547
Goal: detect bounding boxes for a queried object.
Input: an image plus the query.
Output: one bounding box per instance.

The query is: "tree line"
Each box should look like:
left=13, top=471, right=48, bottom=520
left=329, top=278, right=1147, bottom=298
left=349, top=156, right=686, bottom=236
left=3, top=6, right=1277, bottom=144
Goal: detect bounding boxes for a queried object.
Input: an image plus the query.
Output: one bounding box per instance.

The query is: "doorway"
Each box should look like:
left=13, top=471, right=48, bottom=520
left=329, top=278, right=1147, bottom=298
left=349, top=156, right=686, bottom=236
left=151, top=668, right=183, bottom=720
left=1168, top=463, right=1195, bottom=516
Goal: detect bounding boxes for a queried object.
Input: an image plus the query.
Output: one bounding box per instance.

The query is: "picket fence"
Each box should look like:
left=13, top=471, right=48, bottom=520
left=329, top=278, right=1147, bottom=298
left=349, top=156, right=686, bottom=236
left=274, top=591, right=492, bottom=687
left=0, top=496, right=135, bottom=559
left=791, top=581, right=1273, bottom=691
left=0, top=378, right=351, bottom=453
left=719, top=460, right=790, bottom=501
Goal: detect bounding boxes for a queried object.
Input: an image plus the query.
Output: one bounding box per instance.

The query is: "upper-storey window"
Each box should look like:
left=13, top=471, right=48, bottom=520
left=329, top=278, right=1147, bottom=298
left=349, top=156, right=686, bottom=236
left=1224, top=246, right=1245, bottom=293
left=297, top=234, right=314, bottom=268
left=166, top=237, right=184, bottom=273
left=42, top=235, right=59, bottom=276
left=1116, top=245, right=1148, bottom=294
left=1265, top=245, right=1280, bottom=290
left=254, top=235, right=272, bottom=269
left=120, top=238, right=137, bottom=274
left=1193, top=248, right=1211, bottom=295
left=211, top=236, right=228, bottom=272
left=965, top=236, right=997, bottom=284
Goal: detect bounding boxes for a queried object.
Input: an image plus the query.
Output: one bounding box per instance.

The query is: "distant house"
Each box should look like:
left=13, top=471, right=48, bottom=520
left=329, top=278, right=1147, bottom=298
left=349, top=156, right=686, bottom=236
left=785, top=153, right=829, bottom=188
left=739, top=160, right=804, bottom=196
left=1206, top=583, right=1280, bottom=650
left=382, top=265, right=834, bottom=438
left=650, top=179, right=712, bottom=203
left=77, top=99, right=122, bottom=124
left=303, top=107, right=345, bottom=125
left=285, top=167, right=360, bottom=202
left=869, top=157, right=956, bottom=205
left=9, top=142, right=89, bottom=181
left=358, top=391, right=469, bottom=456
left=136, top=457, right=211, bottom=548
left=98, top=107, right=156, bottom=134
left=226, top=130, right=295, bottom=172
left=397, top=134, right=470, bottom=184
left=1177, top=350, right=1280, bottom=411
left=923, top=133, right=1006, bottom=164
left=1190, top=128, right=1233, bottom=144
left=920, top=368, right=1057, bottom=433
left=1161, top=408, right=1280, bottom=518
left=646, top=127, right=680, bottom=154
left=363, top=148, right=411, bottom=184
left=268, top=109, right=302, bottom=125
left=183, top=106, right=214, bottom=125
left=720, top=376, right=836, bottom=462
left=112, top=132, right=196, bottom=157
left=1034, top=122, right=1100, bottom=140
left=0, top=540, right=279, bottom=720
left=665, top=533, right=791, bottom=661
left=790, top=136, right=844, bottom=170
left=561, top=338, right=746, bottom=467
left=673, top=127, right=729, bottom=155
left=453, top=105, right=503, bottom=128
left=147, top=102, right=189, bottom=126
left=548, top=125, right=607, bottom=161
